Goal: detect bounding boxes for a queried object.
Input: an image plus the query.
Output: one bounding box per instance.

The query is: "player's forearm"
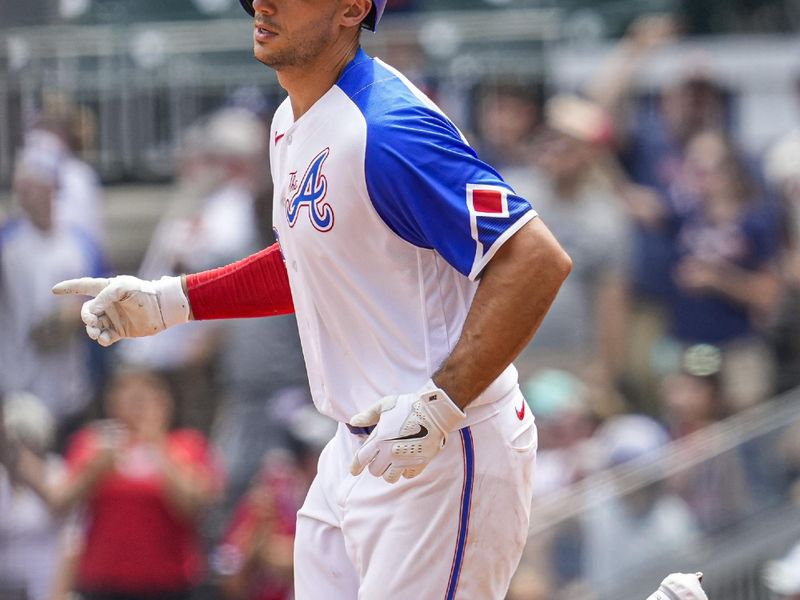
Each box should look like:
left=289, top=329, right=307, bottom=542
left=433, top=218, right=572, bottom=409
left=184, top=243, right=295, bottom=321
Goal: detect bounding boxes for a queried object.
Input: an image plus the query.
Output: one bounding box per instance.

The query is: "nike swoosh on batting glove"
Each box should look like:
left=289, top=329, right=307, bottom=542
left=53, top=275, right=190, bottom=347
left=349, top=380, right=466, bottom=484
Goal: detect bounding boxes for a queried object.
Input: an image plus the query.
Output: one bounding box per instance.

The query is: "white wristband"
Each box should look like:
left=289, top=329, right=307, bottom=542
left=154, top=276, right=191, bottom=328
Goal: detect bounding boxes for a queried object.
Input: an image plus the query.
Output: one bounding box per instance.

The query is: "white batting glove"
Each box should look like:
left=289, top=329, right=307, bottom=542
left=52, top=275, right=190, bottom=347
left=647, top=573, right=707, bottom=600
left=349, top=380, right=466, bottom=484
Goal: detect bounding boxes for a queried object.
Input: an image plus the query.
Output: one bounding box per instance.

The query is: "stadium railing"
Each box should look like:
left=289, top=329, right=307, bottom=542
left=0, top=9, right=560, bottom=186
left=521, top=387, right=800, bottom=599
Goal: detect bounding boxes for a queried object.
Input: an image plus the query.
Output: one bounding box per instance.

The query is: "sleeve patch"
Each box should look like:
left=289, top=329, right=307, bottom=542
left=467, top=184, right=510, bottom=217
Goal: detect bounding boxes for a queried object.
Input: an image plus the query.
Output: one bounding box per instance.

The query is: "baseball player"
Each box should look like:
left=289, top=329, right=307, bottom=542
left=53, top=0, right=572, bottom=598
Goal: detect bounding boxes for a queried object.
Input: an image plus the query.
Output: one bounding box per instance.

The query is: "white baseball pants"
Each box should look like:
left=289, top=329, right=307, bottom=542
left=294, top=387, right=537, bottom=599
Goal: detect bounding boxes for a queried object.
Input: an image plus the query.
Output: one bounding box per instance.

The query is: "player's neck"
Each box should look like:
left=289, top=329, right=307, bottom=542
left=278, top=37, right=360, bottom=121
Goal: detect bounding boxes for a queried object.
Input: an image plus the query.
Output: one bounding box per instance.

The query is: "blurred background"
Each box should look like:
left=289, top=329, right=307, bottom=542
left=1, top=1, right=800, bottom=599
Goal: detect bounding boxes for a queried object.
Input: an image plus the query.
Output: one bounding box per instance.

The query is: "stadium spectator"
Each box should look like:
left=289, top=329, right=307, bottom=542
left=586, top=15, right=732, bottom=403
left=473, top=81, right=541, bottom=172
left=580, top=415, right=699, bottom=592
left=0, top=146, right=103, bottom=433
left=764, top=121, right=800, bottom=392
left=139, top=108, right=265, bottom=277
left=120, top=108, right=268, bottom=431
left=215, top=406, right=335, bottom=600
left=669, top=130, right=781, bottom=410
left=0, top=393, right=68, bottom=600
left=13, top=368, right=222, bottom=600
left=212, top=285, right=310, bottom=515
left=204, top=125, right=310, bottom=515
left=517, top=370, right=597, bottom=594
left=24, top=93, right=105, bottom=247
left=662, top=345, right=753, bottom=532
left=507, top=95, right=629, bottom=414
left=522, top=369, right=596, bottom=498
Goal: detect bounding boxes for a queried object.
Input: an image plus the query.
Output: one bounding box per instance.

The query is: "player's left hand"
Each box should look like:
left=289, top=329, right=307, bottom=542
left=349, top=381, right=465, bottom=484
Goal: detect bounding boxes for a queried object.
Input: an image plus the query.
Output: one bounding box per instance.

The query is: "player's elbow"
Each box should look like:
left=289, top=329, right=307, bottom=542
left=489, top=217, right=571, bottom=289
left=526, top=220, right=572, bottom=285
left=535, top=244, right=571, bottom=300
left=551, top=244, right=572, bottom=282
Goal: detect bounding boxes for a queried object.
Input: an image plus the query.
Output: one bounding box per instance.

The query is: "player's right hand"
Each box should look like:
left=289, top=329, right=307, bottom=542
left=349, top=380, right=465, bottom=484
left=52, top=275, right=190, bottom=347
left=646, top=573, right=707, bottom=600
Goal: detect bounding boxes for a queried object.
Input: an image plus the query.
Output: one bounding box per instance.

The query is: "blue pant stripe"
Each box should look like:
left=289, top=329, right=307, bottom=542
left=445, top=427, right=474, bottom=600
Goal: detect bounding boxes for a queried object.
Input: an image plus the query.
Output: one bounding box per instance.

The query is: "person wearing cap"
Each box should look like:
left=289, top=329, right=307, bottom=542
left=52, top=0, right=573, bottom=598
left=119, top=108, right=267, bottom=380
left=23, top=93, right=105, bottom=249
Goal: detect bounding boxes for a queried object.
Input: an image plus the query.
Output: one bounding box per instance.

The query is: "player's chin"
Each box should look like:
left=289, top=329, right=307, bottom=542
left=252, top=45, right=282, bottom=68
left=253, top=46, right=272, bottom=65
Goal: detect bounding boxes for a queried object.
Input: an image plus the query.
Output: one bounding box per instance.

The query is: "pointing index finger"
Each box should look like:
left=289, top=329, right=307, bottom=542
left=52, top=277, right=111, bottom=298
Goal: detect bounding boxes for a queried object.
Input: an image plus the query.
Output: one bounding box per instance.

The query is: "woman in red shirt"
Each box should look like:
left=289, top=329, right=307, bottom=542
left=16, top=369, right=222, bottom=600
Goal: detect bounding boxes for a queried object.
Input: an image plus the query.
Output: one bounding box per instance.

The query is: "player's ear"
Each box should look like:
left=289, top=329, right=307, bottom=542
left=340, top=0, right=372, bottom=29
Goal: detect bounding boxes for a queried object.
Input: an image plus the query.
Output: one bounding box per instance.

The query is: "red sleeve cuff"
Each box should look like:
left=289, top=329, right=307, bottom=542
left=186, top=243, right=294, bottom=320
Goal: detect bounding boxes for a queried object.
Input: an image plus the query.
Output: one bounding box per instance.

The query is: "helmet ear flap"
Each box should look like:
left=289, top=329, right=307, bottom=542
left=240, top=0, right=255, bottom=17
left=361, top=0, right=386, bottom=31
left=361, top=4, right=377, bottom=30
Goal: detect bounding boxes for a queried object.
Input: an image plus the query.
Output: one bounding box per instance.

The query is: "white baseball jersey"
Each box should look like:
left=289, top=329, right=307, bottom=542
left=270, top=48, right=537, bottom=422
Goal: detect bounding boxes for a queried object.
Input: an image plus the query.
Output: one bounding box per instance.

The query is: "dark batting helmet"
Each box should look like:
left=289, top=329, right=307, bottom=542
left=239, top=0, right=387, bottom=31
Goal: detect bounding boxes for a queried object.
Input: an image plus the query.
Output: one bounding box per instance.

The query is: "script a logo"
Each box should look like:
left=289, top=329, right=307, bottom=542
left=286, top=147, right=334, bottom=232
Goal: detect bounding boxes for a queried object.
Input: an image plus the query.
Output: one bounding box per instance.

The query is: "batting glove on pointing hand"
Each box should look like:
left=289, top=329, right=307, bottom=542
left=647, top=573, right=707, bottom=600
left=52, top=275, right=190, bottom=347
left=349, top=381, right=466, bottom=484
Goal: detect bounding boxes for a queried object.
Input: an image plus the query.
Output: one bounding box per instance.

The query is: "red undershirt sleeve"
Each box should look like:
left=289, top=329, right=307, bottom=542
left=185, top=242, right=294, bottom=320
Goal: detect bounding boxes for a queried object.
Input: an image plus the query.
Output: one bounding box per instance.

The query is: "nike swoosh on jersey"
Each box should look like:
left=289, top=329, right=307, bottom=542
left=388, top=424, right=429, bottom=441
left=275, top=132, right=285, bottom=144
left=516, top=401, right=525, bottom=420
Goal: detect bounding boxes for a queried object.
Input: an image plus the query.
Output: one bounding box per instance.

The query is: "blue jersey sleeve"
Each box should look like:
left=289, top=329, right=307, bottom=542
left=363, top=105, right=536, bottom=280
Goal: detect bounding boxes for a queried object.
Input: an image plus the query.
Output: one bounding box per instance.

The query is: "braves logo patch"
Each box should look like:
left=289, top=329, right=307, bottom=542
left=286, top=147, right=334, bottom=232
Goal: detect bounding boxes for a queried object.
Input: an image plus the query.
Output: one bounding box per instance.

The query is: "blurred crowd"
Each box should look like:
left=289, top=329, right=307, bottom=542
left=2, top=13, right=800, bottom=600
